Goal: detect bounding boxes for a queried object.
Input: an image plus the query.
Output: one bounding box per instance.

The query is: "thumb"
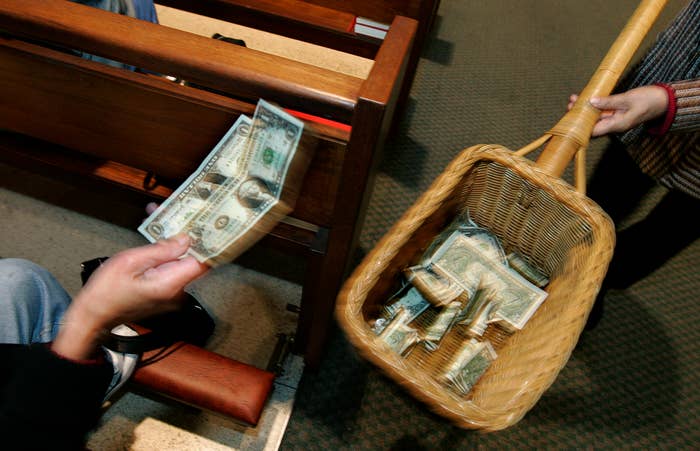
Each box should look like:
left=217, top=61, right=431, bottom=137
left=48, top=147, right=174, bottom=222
left=127, top=233, right=192, bottom=274
left=589, top=93, right=628, bottom=112
left=142, top=255, right=209, bottom=297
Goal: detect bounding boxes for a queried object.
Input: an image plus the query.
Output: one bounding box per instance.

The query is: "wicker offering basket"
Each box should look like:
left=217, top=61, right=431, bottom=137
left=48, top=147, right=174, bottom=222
left=336, top=0, right=666, bottom=431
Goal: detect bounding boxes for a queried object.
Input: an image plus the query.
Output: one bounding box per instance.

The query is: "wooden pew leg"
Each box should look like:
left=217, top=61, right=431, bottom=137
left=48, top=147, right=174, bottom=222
left=391, top=0, right=442, bottom=135
left=294, top=217, right=366, bottom=370
left=293, top=227, right=332, bottom=370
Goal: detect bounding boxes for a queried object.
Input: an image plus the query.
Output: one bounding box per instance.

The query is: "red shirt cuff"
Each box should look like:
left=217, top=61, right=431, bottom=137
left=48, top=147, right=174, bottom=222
left=647, top=83, right=676, bottom=136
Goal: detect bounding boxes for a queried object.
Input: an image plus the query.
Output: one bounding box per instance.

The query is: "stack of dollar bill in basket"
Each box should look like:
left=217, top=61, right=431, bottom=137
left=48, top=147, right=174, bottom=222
left=139, top=99, right=316, bottom=266
left=372, top=212, right=551, bottom=396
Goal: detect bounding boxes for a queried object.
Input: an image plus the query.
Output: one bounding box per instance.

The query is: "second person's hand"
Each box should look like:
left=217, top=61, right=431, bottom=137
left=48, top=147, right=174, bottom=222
left=568, top=85, right=669, bottom=137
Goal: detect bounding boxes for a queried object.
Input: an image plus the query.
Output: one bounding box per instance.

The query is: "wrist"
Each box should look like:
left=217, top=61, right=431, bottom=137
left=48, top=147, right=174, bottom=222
left=51, top=301, right=110, bottom=360
left=647, top=83, right=676, bottom=136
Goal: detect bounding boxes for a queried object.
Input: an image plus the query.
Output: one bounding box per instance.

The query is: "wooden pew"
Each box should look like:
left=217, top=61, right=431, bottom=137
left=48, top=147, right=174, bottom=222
left=156, top=0, right=441, bottom=119
left=0, top=0, right=418, bottom=424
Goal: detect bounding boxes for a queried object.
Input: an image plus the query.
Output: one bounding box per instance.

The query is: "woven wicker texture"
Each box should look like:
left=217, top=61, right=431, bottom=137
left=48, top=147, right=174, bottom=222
left=336, top=145, right=615, bottom=430
left=336, top=0, right=666, bottom=431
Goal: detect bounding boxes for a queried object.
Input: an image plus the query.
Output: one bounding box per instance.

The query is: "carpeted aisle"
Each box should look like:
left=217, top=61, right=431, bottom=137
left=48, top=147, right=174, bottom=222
left=280, top=0, right=700, bottom=449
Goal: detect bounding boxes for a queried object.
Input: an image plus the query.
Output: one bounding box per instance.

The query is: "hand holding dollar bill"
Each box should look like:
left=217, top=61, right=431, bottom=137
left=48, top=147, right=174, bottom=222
left=139, top=99, right=317, bottom=266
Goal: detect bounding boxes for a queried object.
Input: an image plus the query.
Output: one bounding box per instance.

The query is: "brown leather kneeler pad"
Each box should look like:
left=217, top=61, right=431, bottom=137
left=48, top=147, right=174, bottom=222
left=131, top=341, right=275, bottom=426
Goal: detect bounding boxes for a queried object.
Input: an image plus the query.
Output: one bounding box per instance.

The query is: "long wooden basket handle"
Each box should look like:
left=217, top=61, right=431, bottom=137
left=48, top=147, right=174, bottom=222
left=535, top=0, right=668, bottom=178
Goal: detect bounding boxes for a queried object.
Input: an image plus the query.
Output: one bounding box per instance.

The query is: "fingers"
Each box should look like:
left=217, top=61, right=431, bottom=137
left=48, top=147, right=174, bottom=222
left=118, top=233, right=192, bottom=275
left=589, top=93, right=629, bottom=112
left=567, top=94, right=578, bottom=111
left=569, top=93, right=624, bottom=111
left=146, top=202, right=159, bottom=215
left=567, top=93, right=630, bottom=137
left=135, top=235, right=209, bottom=296
left=142, top=256, right=209, bottom=297
left=591, top=117, right=617, bottom=137
left=150, top=233, right=192, bottom=264
left=113, top=232, right=208, bottom=286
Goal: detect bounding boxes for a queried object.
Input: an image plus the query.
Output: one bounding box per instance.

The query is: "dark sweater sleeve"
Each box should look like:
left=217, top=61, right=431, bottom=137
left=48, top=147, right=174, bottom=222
left=668, top=78, right=700, bottom=133
left=0, top=343, right=113, bottom=450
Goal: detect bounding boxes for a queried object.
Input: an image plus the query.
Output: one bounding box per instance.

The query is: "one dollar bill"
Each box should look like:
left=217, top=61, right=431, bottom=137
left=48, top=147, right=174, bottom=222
left=185, top=100, right=306, bottom=265
left=138, top=114, right=253, bottom=242
left=139, top=99, right=316, bottom=266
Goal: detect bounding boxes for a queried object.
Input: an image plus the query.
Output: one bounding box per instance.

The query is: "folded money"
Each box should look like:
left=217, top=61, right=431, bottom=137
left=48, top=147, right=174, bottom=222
left=420, top=211, right=507, bottom=267
left=429, top=230, right=548, bottom=332
left=506, top=252, right=550, bottom=288
left=454, top=282, right=498, bottom=337
left=403, top=265, right=468, bottom=307
left=422, top=300, right=462, bottom=351
left=383, top=286, right=431, bottom=323
left=139, top=99, right=317, bottom=266
left=371, top=285, right=430, bottom=335
left=378, top=307, right=421, bottom=356
left=442, top=338, right=497, bottom=395
left=429, top=233, right=487, bottom=298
